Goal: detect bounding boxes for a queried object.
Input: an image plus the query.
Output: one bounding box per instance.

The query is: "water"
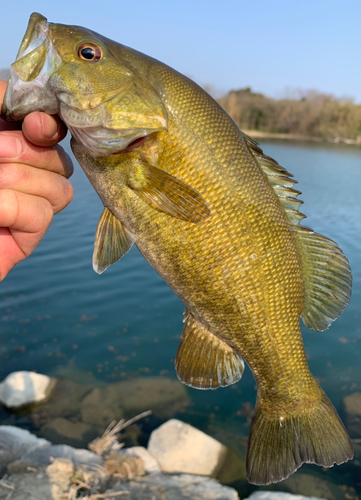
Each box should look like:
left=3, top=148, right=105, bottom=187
left=0, top=138, right=360, bottom=497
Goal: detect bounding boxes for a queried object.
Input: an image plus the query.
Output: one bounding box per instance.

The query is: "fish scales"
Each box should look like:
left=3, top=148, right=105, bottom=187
left=1, top=13, right=353, bottom=485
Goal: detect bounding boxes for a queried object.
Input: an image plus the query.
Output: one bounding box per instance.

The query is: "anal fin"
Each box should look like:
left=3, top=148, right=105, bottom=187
left=93, top=207, right=135, bottom=274
left=175, top=311, right=244, bottom=389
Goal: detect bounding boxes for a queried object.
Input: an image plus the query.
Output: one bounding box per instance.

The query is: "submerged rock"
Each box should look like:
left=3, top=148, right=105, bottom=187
left=281, top=472, right=342, bottom=500
left=81, top=377, right=190, bottom=424
left=41, top=417, right=99, bottom=448
left=0, top=371, right=56, bottom=408
left=343, top=391, right=361, bottom=436
left=109, top=473, right=240, bottom=499
left=147, top=419, right=246, bottom=482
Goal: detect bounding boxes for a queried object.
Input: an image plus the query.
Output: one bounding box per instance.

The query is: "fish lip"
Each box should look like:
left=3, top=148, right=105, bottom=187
left=2, top=14, right=62, bottom=121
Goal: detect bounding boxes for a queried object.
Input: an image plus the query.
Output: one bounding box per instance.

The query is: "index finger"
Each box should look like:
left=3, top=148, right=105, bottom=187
left=0, top=130, right=73, bottom=178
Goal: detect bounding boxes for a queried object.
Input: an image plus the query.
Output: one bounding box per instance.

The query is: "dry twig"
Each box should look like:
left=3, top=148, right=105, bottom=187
left=89, top=410, right=152, bottom=456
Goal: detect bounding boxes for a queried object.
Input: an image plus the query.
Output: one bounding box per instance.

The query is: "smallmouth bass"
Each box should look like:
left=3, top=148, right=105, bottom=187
left=1, top=13, right=353, bottom=485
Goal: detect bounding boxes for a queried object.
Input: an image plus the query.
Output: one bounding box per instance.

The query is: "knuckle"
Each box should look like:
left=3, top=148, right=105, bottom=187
left=55, top=146, right=74, bottom=178
left=54, top=178, right=74, bottom=213
left=0, top=189, right=19, bottom=227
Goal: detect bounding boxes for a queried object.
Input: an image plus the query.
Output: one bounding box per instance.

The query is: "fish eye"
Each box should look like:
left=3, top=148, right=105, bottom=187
left=77, top=43, right=102, bottom=61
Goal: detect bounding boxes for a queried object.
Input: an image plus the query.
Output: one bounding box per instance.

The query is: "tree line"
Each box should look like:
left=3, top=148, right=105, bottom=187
left=218, top=87, right=361, bottom=143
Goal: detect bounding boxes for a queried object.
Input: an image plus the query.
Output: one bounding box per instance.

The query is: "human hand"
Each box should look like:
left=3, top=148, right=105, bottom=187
left=0, top=79, right=74, bottom=280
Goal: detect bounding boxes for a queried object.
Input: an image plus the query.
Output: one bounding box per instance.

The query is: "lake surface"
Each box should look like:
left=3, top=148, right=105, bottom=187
left=0, top=138, right=360, bottom=497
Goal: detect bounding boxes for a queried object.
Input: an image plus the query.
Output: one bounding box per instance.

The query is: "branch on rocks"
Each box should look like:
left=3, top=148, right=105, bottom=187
left=88, top=410, right=152, bottom=456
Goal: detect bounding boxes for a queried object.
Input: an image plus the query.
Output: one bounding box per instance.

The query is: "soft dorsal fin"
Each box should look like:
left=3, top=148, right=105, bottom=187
left=244, top=133, right=352, bottom=331
left=175, top=310, right=244, bottom=389
left=93, top=207, right=135, bottom=274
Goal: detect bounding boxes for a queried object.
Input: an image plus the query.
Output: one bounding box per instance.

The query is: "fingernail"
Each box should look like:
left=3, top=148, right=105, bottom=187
left=0, top=135, right=23, bottom=159
left=40, top=113, right=58, bottom=139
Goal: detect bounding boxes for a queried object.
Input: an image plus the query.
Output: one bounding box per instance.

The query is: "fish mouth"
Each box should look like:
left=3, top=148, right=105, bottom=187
left=1, top=13, right=62, bottom=121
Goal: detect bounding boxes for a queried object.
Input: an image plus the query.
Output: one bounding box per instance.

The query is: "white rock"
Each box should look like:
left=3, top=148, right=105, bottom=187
left=0, top=371, right=54, bottom=408
left=245, top=492, right=326, bottom=500
left=121, top=446, right=161, bottom=474
left=147, top=419, right=229, bottom=477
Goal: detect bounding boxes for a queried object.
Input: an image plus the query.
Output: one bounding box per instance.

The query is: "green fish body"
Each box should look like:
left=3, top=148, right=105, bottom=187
left=2, top=13, right=353, bottom=485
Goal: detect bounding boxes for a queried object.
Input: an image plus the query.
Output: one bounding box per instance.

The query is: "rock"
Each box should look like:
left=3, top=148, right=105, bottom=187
left=80, top=386, right=125, bottom=427
left=0, top=425, right=101, bottom=472
left=24, top=443, right=102, bottom=466
left=0, top=371, right=56, bottom=408
left=41, top=417, right=99, bottom=448
left=115, top=377, right=190, bottom=419
left=147, top=419, right=246, bottom=482
left=81, top=377, right=190, bottom=427
left=281, top=473, right=341, bottom=500
left=121, top=446, right=161, bottom=474
left=0, top=426, right=50, bottom=469
left=108, top=473, right=240, bottom=499
left=343, top=392, right=361, bottom=436
left=245, top=493, right=325, bottom=500
left=31, top=379, right=93, bottom=427
left=0, top=458, right=73, bottom=500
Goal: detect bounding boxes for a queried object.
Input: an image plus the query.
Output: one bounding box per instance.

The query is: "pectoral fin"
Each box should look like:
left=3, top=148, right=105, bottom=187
left=128, top=160, right=210, bottom=223
left=93, top=208, right=135, bottom=274
left=175, top=310, right=244, bottom=389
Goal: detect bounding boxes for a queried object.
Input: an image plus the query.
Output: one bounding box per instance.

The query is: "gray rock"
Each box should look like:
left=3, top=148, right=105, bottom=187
left=343, top=391, right=361, bottom=436
left=22, top=443, right=102, bottom=466
left=109, top=473, right=240, bottom=499
left=121, top=446, right=161, bottom=474
left=0, top=426, right=50, bottom=468
left=0, top=458, right=73, bottom=500
left=0, top=371, right=56, bottom=408
left=245, top=493, right=326, bottom=500
left=148, top=419, right=246, bottom=482
left=0, top=425, right=101, bottom=471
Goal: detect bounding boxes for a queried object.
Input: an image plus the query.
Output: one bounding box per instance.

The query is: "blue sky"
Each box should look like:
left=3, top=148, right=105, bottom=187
left=2, top=0, right=361, bottom=102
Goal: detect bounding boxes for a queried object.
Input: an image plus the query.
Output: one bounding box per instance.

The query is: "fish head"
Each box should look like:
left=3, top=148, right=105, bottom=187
left=2, top=13, right=168, bottom=157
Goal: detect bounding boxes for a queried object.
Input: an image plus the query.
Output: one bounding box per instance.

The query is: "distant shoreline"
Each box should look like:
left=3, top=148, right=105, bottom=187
left=243, top=129, right=361, bottom=146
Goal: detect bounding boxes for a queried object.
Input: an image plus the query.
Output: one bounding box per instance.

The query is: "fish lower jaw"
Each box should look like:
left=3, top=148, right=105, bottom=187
left=68, top=124, right=160, bottom=158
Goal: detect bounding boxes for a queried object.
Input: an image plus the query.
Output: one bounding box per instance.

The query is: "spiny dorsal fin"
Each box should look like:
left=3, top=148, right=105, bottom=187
left=175, top=310, right=244, bottom=389
left=244, top=133, right=352, bottom=331
left=244, top=133, right=305, bottom=224
left=93, top=207, right=135, bottom=274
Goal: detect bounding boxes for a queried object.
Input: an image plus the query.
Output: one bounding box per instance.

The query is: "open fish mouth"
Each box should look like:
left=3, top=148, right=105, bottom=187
left=2, top=13, right=62, bottom=120
left=2, top=12, right=168, bottom=158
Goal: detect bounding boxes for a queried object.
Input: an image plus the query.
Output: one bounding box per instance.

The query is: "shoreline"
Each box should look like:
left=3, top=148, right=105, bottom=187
left=242, top=129, right=361, bottom=146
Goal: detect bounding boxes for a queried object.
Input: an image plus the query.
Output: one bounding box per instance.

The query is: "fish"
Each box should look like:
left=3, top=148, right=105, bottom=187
left=1, top=12, right=353, bottom=485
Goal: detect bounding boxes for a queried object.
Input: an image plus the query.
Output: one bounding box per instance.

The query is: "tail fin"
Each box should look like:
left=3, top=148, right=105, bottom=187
left=246, top=390, right=353, bottom=485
